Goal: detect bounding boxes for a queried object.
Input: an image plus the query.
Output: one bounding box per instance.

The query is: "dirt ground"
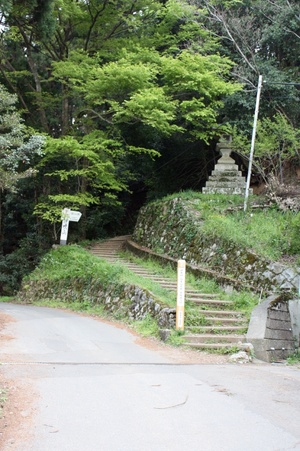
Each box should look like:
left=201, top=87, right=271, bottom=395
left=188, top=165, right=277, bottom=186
left=0, top=313, right=38, bottom=450
left=0, top=309, right=229, bottom=449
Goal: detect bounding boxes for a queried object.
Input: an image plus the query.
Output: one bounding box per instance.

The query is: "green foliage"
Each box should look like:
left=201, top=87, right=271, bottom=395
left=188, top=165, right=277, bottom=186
left=200, top=209, right=289, bottom=260
left=21, top=245, right=176, bottom=308
left=0, top=83, right=45, bottom=191
left=229, top=290, right=260, bottom=318
left=176, top=193, right=293, bottom=260
left=139, top=192, right=300, bottom=263
left=289, top=212, right=300, bottom=256
left=0, top=296, right=14, bottom=302
left=232, top=114, right=300, bottom=179
left=0, top=233, right=47, bottom=295
left=167, top=329, right=185, bottom=347
left=0, top=0, right=243, bottom=247
left=130, top=314, right=160, bottom=338
left=201, top=0, right=300, bottom=135
left=29, top=245, right=124, bottom=283
left=73, top=48, right=240, bottom=142
left=287, top=351, right=300, bottom=366
left=33, top=134, right=126, bottom=225
left=1, top=0, right=300, bottom=267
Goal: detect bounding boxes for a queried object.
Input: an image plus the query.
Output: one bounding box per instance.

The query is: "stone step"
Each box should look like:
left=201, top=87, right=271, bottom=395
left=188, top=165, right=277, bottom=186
left=153, top=284, right=184, bottom=291
left=203, top=187, right=246, bottom=195
left=91, top=251, right=119, bottom=255
left=133, top=273, right=166, bottom=278
left=91, top=247, right=121, bottom=251
left=184, top=334, right=245, bottom=344
left=185, top=325, right=247, bottom=333
left=213, top=163, right=239, bottom=171
left=186, top=298, right=233, bottom=307
left=120, top=265, right=150, bottom=270
left=186, top=293, right=221, bottom=299
left=184, top=342, right=243, bottom=350
left=91, top=248, right=122, bottom=253
left=212, top=170, right=242, bottom=177
left=197, top=309, right=242, bottom=317
left=91, top=254, right=120, bottom=260
left=200, top=316, right=246, bottom=324
left=138, top=275, right=173, bottom=280
left=205, top=180, right=246, bottom=188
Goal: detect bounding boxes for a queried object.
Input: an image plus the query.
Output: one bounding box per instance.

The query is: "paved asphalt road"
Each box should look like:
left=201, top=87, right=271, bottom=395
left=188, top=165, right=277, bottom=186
left=0, top=302, right=300, bottom=451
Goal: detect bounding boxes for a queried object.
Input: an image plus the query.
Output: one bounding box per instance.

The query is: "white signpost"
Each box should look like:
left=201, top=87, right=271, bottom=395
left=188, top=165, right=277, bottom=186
left=176, top=259, right=186, bottom=331
left=60, top=208, right=82, bottom=245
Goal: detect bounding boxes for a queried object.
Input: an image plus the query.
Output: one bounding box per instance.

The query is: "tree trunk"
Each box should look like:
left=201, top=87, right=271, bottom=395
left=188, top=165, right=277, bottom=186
left=16, top=22, right=50, bottom=133
left=61, top=84, right=70, bottom=136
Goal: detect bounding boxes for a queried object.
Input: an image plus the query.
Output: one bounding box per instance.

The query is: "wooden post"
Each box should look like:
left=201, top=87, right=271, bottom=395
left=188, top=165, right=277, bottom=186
left=176, top=259, right=186, bottom=331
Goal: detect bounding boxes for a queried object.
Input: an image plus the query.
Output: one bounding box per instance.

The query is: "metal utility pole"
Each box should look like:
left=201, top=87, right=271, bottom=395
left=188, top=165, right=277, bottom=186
left=244, top=75, right=263, bottom=212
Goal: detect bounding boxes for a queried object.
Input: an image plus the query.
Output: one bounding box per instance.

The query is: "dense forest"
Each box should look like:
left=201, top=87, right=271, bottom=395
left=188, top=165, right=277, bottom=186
left=0, top=0, right=299, bottom=294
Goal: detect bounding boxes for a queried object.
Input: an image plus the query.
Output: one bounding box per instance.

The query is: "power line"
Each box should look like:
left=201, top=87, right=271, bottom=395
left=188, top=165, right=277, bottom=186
left=263, top=81, right=300, bottom=86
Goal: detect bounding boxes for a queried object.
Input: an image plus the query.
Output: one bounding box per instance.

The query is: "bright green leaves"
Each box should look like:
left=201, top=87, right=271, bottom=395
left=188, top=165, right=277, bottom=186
left=159, top=51, right=240, bottom=140
left=113, top=87, right=181, bottom=136
left=39, top=134, right=125, bottom=191
left=255, top=114, right=300, bottom=159
left=1, top=0, right=243, bottom=239
left=85, top=60, right=157, bottom=103
left=161, top=51, right=239, bottom=98
left=232, top=113, right=300, bottom=179
left=62, top=48, right=241, bottom=140
left=34, top=133, right=126, bottom=223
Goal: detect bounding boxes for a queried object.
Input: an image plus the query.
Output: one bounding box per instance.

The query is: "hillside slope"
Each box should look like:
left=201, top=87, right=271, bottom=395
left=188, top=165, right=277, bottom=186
left=132, top=193, right=300, bottom=294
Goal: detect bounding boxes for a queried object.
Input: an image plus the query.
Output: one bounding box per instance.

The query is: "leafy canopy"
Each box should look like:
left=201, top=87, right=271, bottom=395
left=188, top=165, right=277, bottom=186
left=0, top=83, right=44, bottom=191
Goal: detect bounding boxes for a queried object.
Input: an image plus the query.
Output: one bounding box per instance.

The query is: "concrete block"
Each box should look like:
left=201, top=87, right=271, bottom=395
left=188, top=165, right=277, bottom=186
left=265, top=328, right=293, bottom=340
left=266, top=318, right=292, bottom=330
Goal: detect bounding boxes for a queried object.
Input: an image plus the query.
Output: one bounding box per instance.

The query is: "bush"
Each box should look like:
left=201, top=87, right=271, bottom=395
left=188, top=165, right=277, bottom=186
left=0, top=233, right=47, bottom=295
left=289, top=212, right=300, bottom=255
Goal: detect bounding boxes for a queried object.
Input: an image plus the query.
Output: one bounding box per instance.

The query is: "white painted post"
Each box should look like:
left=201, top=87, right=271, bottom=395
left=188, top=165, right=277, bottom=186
left=176, top=259, right=186, bottom=331
left=60, top=208, right=70, bottom=245
left=244, top=74, right=263, bottom=212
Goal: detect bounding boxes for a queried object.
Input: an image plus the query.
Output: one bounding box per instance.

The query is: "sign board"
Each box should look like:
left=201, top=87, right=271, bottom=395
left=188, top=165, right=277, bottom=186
left=60, top=208, right=82, bottom=245
left=69, top=210, right=82, bottom=222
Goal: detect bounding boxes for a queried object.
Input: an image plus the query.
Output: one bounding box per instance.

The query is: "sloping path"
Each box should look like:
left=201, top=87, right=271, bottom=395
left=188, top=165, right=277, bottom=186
left=1, top=302, right=300, bottom=451
left=88, top=237, right=248, bottom=351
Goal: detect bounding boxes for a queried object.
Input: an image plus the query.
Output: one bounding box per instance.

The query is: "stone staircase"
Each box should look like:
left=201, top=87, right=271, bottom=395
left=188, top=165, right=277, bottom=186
left=88, top=237, right=248, bottom=351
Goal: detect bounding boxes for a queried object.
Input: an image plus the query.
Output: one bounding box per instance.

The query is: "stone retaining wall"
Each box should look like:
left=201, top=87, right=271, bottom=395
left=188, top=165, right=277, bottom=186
left=133, top=197, right=300, bottom=294
left=18, top=279, right=176, bottom=328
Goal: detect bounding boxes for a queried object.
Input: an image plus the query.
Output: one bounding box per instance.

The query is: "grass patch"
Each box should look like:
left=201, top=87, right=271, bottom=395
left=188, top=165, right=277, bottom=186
left=200, top=208, right=289, bottom=260
left=167, top=329, right=185, bottom=346
left=0, top=296, right=15, bottom=302
left=28, top=245, right=124, bottom=284
left=130, top=314, right=160, bottom=338
left=227, top=290, right=260, bottom=318
left=287, top=350, right=300, bottom=366
left=20, top=245, right=176, bottom=307
left=158, top=192, right=299, bottom=261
